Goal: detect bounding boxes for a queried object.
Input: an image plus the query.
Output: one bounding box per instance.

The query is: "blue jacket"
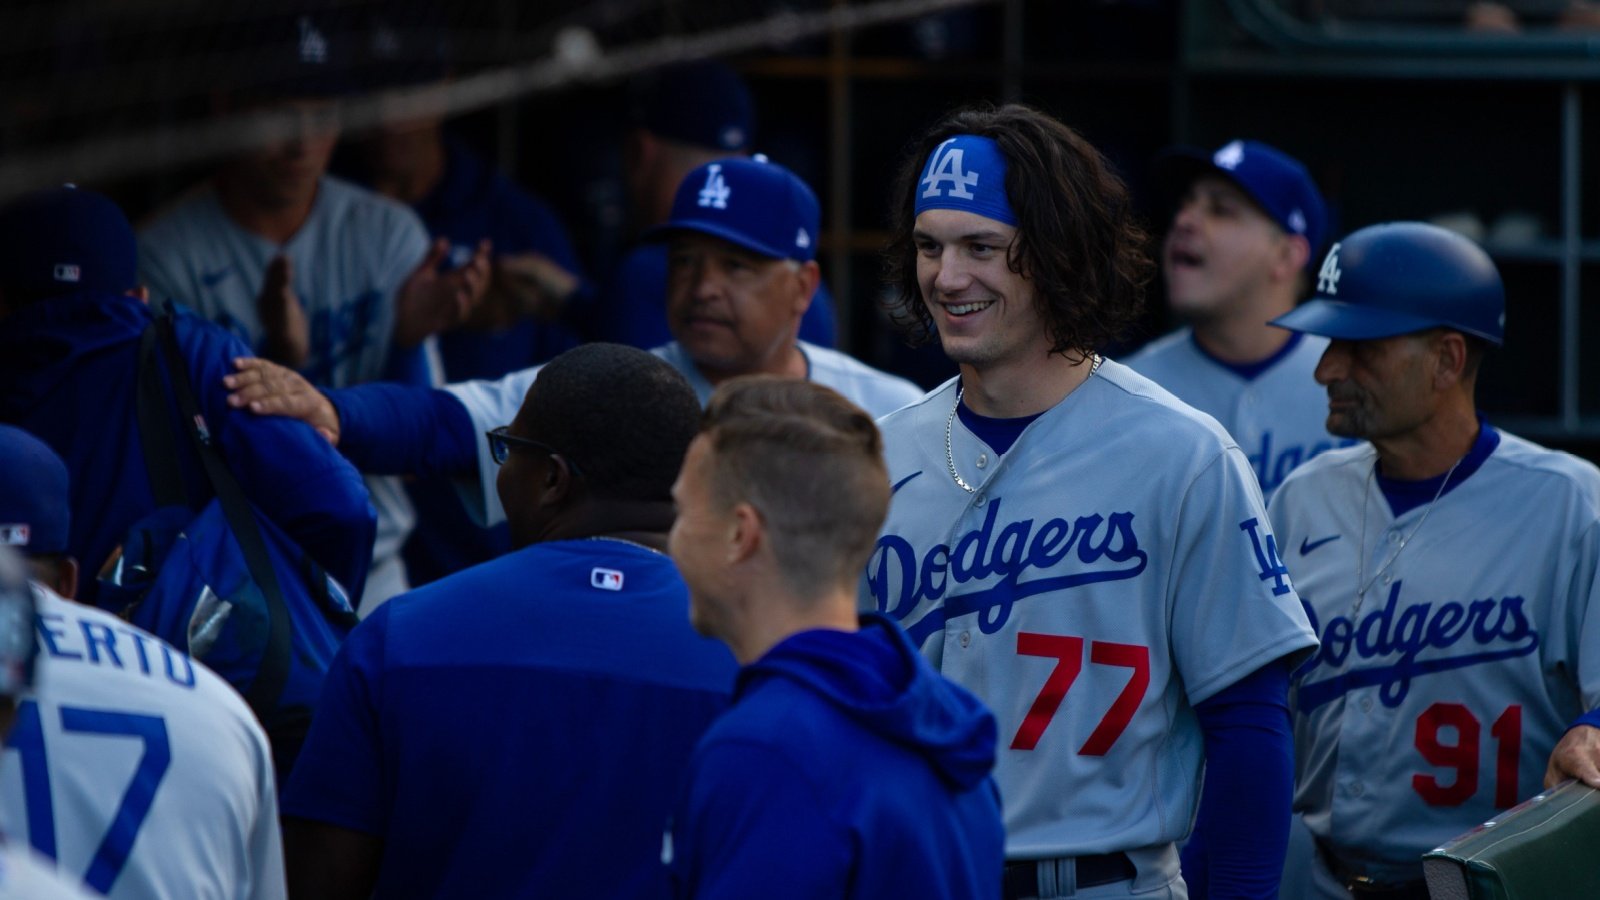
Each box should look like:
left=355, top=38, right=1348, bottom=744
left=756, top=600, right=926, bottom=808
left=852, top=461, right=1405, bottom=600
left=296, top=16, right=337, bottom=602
left=670, top=613, right=1004, bottom=899
left=0, top=292, right=376, bottom=608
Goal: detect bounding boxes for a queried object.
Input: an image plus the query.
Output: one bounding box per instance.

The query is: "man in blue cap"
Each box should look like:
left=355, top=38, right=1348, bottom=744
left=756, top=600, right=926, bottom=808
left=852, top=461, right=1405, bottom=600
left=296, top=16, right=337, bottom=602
left=137, top=11, right=487, bottom=611
left=1267, top=222, right=1600, bottom=898
left=223, top=157, right=921, bottom=533
left=586, top=60, right=837, bottom=350
left=0, top=185, right=374, bottom=612
left=1127, top=139, right=1354, bottom=501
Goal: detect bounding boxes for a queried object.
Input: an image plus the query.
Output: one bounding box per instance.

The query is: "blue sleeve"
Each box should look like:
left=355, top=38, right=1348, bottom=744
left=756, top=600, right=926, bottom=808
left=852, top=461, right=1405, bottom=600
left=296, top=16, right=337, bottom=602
left=1182, top=659, right=1294, bottom=900
left=326, top=383, right=478, bottom=477
left=282, top=605, right=390, bottom=834
left=672, top=742, right=850, bottom=900
left=184, top=316, right=378, bottom=599
left=1572, top=709, right=1600, bottom=731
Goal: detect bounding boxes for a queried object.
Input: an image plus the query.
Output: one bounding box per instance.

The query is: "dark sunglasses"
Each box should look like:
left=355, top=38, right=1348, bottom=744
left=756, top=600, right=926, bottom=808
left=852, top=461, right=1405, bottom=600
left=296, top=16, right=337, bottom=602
left=486, top=426, right=585, bottom=479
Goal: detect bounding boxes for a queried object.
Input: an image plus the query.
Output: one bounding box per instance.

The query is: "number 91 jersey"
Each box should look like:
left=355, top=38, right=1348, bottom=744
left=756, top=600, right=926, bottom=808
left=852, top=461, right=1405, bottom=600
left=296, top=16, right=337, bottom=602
left=863, top=363, right=1318, bottom=862
left=1268, top=433, right=1600, bottom=878
left=0, top=586, right=284, bottom=900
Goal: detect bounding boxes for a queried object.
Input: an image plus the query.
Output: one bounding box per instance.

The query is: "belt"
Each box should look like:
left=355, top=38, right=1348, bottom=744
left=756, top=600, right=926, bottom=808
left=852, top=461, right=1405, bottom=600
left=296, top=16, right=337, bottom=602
left=1314, top=839, right=1430, bottom=899
left=1002, top=853, right=1137, bottom=899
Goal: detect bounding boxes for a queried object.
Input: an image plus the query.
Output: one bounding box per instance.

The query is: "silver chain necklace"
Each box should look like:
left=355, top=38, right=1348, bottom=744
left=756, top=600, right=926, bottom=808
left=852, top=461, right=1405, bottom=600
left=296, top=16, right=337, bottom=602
left=1353, top=454, right=1463, bottom=612
left=946, top=354, right=1101, bottom=493
left=584, top=535, right=666, bottom=556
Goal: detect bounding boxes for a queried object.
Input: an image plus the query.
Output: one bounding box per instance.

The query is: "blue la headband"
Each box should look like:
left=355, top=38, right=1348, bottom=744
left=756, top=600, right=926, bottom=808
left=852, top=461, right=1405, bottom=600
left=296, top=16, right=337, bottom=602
left=913, top=134, right=1017, bottom=226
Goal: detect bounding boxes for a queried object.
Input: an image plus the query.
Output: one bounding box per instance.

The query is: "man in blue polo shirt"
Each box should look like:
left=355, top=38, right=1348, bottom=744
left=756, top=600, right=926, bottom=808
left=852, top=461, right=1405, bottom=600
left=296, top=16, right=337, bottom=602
left=281, top=343, right=736, bottom=898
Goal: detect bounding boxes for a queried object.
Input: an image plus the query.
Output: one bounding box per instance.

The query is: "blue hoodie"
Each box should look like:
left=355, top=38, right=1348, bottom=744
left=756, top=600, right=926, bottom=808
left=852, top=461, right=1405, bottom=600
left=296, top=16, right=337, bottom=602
left=0, top=292, right=376, bottom=607
left=670, top=613, right=1003, bottom=899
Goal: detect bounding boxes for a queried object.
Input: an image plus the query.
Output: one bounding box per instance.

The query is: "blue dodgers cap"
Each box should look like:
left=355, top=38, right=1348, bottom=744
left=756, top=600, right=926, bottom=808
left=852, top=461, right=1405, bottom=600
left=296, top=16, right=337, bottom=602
left=1156, top=139, right=1327, bottom=256
left=0, top=185, right=137, bottom=299
left=1273, top=222, right=1505, bottom=346
left=648, top=157, right=819, bottom=262
left=913, top=135, right=1017, bottom=226
left=0, top=426, right=70, bottom=555
left=628, top=61, right=753, bottom=152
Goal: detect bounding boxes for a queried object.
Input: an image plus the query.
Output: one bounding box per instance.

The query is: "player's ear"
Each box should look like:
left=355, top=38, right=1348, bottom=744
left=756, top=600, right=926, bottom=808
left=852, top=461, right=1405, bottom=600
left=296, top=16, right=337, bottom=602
left=794, top=261, right=821, bottom=313
left=728, top=501, right=764, bottom=565
left=1432, top=330, right=1469, bottom=389
left=538, top=456, right=581, bottom=508
left=1276, top=234, right=1311, bottom=282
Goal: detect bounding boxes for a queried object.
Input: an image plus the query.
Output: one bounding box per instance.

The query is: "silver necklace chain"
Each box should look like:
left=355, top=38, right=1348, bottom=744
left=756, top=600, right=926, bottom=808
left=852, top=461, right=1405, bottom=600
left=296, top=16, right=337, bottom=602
left=946, top=354, right=1101, bottom=493
left=584, top=535, right=666, bottom=556
left=1354, top=455, right=1463, bottom=612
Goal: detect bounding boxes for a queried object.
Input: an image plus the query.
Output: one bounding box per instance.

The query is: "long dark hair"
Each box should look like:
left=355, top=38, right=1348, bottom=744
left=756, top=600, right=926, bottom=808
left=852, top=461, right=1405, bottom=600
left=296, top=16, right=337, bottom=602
left=883, top=103, right=1153, bottom=360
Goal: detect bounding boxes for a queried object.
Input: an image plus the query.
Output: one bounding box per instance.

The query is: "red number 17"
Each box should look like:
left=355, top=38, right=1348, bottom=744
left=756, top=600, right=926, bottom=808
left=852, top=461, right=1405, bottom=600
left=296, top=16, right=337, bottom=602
left=1011, top=633, right=1150, bottom=755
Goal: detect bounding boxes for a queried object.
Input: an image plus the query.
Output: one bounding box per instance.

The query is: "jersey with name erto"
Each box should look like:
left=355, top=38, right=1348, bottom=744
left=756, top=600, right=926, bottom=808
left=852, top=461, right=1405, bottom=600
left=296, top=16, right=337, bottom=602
left=1268, top=435, right=1600, bottom=878
left=1125, top=330, right=1354, bottom=502
left=0, top=587, right=284, bottom=900
left=863, top=361, right=1317, bottom=861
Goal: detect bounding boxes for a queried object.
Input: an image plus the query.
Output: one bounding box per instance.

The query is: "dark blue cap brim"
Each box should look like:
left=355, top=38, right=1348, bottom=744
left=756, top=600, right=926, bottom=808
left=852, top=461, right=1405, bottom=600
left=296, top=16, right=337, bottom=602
left=1271, top=300, right=1449, bottom=340
left=642, top=219, right=795, bottom=261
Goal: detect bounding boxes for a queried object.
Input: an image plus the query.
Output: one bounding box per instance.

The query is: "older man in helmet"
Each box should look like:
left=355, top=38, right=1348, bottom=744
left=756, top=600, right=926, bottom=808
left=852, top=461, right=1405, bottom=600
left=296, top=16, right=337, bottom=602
left=1267, top=222, right=1600, bottom=899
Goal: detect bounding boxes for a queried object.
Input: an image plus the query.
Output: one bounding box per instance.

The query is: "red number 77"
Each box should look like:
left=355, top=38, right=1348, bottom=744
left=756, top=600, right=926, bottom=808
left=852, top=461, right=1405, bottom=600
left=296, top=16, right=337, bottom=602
left=1010, top=633, right=1150, bottom=755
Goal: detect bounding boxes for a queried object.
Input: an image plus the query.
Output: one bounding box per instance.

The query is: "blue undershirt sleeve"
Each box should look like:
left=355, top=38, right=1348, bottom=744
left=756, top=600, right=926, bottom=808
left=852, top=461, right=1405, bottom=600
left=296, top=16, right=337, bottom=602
left=1182, top=658, right=1294, bottom=900
left=326, top=383, right=479, bottom=477
left=1570, top=708, right=1600, bottom=731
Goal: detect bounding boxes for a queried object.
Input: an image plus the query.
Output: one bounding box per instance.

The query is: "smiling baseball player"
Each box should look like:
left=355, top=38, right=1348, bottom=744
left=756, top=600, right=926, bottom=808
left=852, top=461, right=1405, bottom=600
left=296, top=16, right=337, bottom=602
left=1267, top=222, right=1600, bottom=898
left=1127, top=140, right=1355, bottom=501
left=863, top=104, right=1318, bottom=899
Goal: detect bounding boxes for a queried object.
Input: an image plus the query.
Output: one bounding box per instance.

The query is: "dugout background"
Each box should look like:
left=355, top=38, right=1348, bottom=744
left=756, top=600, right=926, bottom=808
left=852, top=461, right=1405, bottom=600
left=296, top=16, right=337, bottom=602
left=3, top=0, right=1596, bottom=457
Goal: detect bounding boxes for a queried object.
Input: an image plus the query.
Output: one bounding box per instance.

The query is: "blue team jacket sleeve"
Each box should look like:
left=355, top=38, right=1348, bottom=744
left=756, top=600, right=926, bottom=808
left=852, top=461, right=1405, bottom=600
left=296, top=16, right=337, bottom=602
left=326, top=383, right=478, bottom=477
left=183, top=318, right=377, bottom=597
left=282, top=605, right=390, bottom=833
left=1182, top=659, right=1294, bottom=900
left=674, top=741, right=851, bottom=900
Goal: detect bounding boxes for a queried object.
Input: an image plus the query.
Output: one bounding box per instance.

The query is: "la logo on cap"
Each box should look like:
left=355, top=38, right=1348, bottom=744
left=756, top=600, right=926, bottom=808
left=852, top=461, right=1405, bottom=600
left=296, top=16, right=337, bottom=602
left=697, top=164, right=731, bottom=210
left=1214, top=140, right=1245, bottom=170
left=1317, top=243, right=1343, bottom=295
left=795, top=228, right=810, bottom=249
left=298, top=16, right=328, bottom=64
left=53, top=264, right=81, bottom=283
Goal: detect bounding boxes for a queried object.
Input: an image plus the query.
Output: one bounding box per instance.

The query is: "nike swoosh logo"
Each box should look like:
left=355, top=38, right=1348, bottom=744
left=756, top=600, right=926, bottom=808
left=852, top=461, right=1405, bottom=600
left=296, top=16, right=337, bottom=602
left=891, top=471, right=922, bottom=494
left=1300, top=534, right=1341, bottom=555
left=200, top=268, right=232, bottom=288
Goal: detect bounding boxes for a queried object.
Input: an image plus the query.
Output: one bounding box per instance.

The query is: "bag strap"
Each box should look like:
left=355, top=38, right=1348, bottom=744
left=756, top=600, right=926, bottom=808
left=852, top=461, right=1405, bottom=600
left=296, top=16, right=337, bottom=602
left=152, top=302, right=292, bottom=719
left=134, top=323, right=191, bottom=508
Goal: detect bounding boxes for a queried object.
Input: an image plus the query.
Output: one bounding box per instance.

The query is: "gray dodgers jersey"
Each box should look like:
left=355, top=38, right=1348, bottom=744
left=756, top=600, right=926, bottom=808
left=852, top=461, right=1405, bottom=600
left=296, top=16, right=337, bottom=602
left=1268, top=435, right=1600, bottom=882
left=0, top=587, right=284, bottom=900
left=445, top=340, right=925, bottom=528
left=1126, top=329, right=1355, bottom=502
left=138, top=176, right=433, bottom=608
left=862, top=360, right=1318, bottom=873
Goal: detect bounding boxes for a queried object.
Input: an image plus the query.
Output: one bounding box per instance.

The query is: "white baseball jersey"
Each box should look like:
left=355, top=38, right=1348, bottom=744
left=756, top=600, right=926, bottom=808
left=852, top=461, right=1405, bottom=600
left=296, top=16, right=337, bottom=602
left=1125, top=330, right=1355, bottom=502
left=0, top=843, right=98, bottom=900
left=138, top=175, right=435, bottom=607
left=446, top=339, right=925, bottom=526
left=1268, top=433, right=1600, bottom=883
left=862, top=361, right=1318, bottom=877
left=0, top=587, right=285, bottom=900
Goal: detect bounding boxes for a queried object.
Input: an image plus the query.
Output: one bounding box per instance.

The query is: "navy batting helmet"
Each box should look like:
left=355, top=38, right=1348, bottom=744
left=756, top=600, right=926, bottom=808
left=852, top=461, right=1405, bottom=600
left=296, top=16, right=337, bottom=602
left=1271, top=221, right=1505, bottom=346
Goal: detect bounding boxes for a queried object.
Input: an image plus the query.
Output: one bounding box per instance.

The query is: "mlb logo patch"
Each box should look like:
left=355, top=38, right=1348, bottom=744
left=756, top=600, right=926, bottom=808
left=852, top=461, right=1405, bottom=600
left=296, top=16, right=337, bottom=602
left=591, top=567, right=624, bottom=591
left=53, top=264, right=81, bottom=283
left=0, top=524, right=30, bottom=547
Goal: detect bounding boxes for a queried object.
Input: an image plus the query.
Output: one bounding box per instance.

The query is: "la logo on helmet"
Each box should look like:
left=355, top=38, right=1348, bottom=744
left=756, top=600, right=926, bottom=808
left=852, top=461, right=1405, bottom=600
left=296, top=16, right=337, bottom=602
left=1317, top=243, right=1343, bottom=295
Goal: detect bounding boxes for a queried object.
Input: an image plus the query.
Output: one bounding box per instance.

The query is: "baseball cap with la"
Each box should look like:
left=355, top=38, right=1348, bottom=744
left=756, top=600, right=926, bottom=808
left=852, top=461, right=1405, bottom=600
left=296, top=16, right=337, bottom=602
left=0, top=185, right=137, bottom=300
left=0, top=426, right=70, bottom=556
left=647, top=157, right=819, bottom=263
left=1155, top=139, right=1327, bottom=257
